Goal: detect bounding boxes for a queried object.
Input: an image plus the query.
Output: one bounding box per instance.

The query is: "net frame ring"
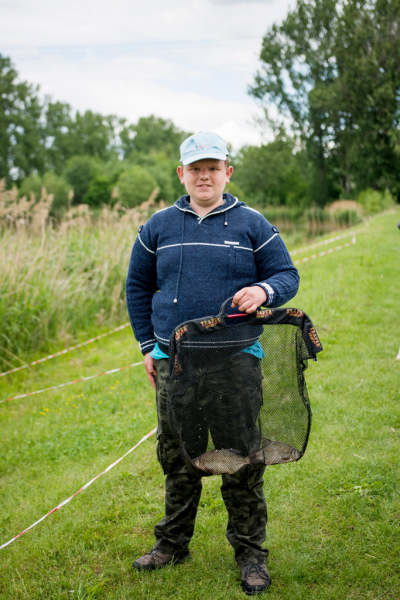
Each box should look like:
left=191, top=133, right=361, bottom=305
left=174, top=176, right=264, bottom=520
left=168, top=298, right=323, bottom=477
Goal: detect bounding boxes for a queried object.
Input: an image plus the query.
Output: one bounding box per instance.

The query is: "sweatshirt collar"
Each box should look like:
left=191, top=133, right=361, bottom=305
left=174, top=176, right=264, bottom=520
left=174, top=193, right=244, bottom=215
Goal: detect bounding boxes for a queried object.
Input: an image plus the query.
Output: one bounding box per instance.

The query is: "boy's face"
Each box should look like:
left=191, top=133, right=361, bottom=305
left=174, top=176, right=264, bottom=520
left=177, top=159, right=234, bottom=209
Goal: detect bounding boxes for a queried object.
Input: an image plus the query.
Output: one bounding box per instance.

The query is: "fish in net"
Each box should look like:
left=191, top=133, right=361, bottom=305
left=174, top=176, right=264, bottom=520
left=167, top=297, right=323, bottom=477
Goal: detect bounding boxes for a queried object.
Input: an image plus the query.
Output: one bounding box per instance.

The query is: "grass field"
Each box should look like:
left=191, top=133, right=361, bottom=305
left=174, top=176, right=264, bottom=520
left=0, top=212, right=399, bottom=599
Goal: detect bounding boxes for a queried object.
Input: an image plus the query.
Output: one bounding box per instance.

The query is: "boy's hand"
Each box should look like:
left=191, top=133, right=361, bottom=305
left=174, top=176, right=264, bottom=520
left=232, top=286, right=267, bottom=314
left=144, top=353, right=157, bottom=390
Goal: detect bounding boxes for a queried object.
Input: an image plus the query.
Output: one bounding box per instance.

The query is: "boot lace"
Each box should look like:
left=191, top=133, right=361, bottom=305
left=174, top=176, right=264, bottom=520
left=242, top=564, right=270, bottom=583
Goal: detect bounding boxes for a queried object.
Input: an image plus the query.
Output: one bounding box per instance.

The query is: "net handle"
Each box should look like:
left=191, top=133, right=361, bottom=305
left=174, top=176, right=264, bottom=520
left=218, top=296, right=258, bottom=323
left=219, top=296, right=236, bottom=322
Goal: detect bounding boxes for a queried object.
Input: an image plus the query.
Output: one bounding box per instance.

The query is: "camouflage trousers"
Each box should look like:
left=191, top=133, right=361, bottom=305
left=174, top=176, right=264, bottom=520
left=153, top=356, right=269, bottom=567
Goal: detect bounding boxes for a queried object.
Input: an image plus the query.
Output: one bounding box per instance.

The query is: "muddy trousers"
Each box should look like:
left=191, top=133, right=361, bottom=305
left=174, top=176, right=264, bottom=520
left=153, top=358, right=269, bottom=568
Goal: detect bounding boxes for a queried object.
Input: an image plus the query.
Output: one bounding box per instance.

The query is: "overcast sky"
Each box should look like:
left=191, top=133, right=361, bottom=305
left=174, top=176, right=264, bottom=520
left=1, top=0, right=296, bottom=150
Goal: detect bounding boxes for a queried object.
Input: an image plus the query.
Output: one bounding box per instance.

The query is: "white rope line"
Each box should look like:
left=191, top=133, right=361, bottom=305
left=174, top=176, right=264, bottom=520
left=0, top=362, right=144, bottom=405
left=0, top=428, right=157, bottom=550
left=293, top=235, right=356, bottom=266
left=0, top=323, right=131, bottom=378
left=290, top=231, right=357, bottom=256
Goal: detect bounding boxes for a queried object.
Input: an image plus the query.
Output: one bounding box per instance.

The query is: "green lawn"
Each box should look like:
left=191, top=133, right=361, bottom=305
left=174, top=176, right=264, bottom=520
left=0, top=212, right=399, bottom=599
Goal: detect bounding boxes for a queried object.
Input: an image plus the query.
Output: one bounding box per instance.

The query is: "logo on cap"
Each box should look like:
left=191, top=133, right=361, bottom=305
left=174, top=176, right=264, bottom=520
left=196, top=143, right=212, bottom=151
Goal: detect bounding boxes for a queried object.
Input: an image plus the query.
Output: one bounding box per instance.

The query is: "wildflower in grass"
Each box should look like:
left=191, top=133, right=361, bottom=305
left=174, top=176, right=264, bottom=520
left=40, top=412, right=46, bottom=416
left=73, top=404, right=77, bottom=407
left=111, top=386, right=115, bottom=389
left=99, top=401, right=102, bottom=404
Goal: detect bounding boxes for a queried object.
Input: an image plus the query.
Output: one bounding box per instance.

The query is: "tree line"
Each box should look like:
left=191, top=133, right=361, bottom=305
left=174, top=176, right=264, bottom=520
left=0, top=52, right=191, bottom=216
left=248, top=0, right=400, bottom=205
left=1, top=0, right=399, bottom=216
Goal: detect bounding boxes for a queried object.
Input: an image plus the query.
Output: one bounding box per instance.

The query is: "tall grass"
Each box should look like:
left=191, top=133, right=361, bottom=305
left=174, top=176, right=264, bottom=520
left=0, top=182, right=162, bottom=366
left=0, top=222, right=135, bottom=365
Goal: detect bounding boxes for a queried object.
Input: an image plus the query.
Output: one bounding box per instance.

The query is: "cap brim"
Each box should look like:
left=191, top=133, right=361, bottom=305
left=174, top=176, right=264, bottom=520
left=182, top=152, right=228, bottom=166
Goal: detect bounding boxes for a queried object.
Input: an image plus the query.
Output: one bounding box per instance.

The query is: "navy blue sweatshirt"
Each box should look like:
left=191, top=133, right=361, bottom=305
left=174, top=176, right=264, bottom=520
left=126, top=194, right=300, bottom=355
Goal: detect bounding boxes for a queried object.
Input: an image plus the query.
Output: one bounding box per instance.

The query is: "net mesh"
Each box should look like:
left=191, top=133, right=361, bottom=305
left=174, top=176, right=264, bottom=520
left=167, top=298, right=323, bottom=477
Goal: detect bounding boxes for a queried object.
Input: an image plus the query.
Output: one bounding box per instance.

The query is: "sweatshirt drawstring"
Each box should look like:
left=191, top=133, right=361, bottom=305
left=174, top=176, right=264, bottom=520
left=174, top=211, right=186, bottom=303
left=222, top=193, right=228, bottom=225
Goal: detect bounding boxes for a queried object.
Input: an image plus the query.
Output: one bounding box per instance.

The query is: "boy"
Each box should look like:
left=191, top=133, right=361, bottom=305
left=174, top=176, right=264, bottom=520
left=125, top=131, right=300, bottom=594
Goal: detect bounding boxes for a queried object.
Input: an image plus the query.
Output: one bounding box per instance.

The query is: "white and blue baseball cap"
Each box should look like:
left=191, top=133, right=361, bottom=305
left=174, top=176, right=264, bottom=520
left=180, top=131, right=229, bottom=166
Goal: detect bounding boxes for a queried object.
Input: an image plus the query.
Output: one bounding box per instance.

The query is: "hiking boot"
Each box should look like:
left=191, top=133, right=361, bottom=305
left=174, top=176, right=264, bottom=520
left=241, top=563, right=271, bottom=595
left=132, top=549, right=191, bottom=571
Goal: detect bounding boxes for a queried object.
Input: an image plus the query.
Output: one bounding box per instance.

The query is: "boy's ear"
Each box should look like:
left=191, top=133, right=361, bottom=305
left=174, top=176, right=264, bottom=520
left=226, top=165, right=234, bottom=182
left=177, top=165, right=185, bottom=184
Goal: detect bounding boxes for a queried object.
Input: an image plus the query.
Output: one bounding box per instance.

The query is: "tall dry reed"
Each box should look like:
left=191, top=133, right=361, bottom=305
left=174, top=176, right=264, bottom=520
left=0, top=191, right=159, bottom=365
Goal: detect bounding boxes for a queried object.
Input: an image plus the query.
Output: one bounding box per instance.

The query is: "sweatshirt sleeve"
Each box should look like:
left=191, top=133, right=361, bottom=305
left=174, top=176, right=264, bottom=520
left=125, top=222, right=158, bottom=355
left=250, top=217, right=300, bottom=307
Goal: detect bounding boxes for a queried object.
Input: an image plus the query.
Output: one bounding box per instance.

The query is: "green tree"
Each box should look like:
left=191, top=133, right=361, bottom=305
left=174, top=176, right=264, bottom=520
left=126, top=152, right=178, bottom=203
left=118, top=165, right=158, bottom=208
left=120, top=115, right=189, bottom=160
left=65, top=156, right=98, bottom=204
left=0, top=54, right=45, bottom=184
left=68, top=110, right=118, bottom=160
left=358, top=188, right=394, bottom=215
left=42, top=99, right=75, bottom=174
left=84, top=175, right=112, bottom=206
left=330, top=0, right=400, bottom=194
left=122, top=148, right=182, bottom=203
left=19, top=173, right=42, bottom=199
left=233, top=137, right=312, bottom=207
left=101, top=158, right=126, bottom=187
left=19, top=171, right=71, bottom=217
left=146, top=163, right=175, bottom=203
left=250, top=0, right=400, bottom=201
left=42, top=172, right=70, bottom=215
left=250, top=0, right=338, bottom=203
left=44, top=104, right=120, bottom=171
